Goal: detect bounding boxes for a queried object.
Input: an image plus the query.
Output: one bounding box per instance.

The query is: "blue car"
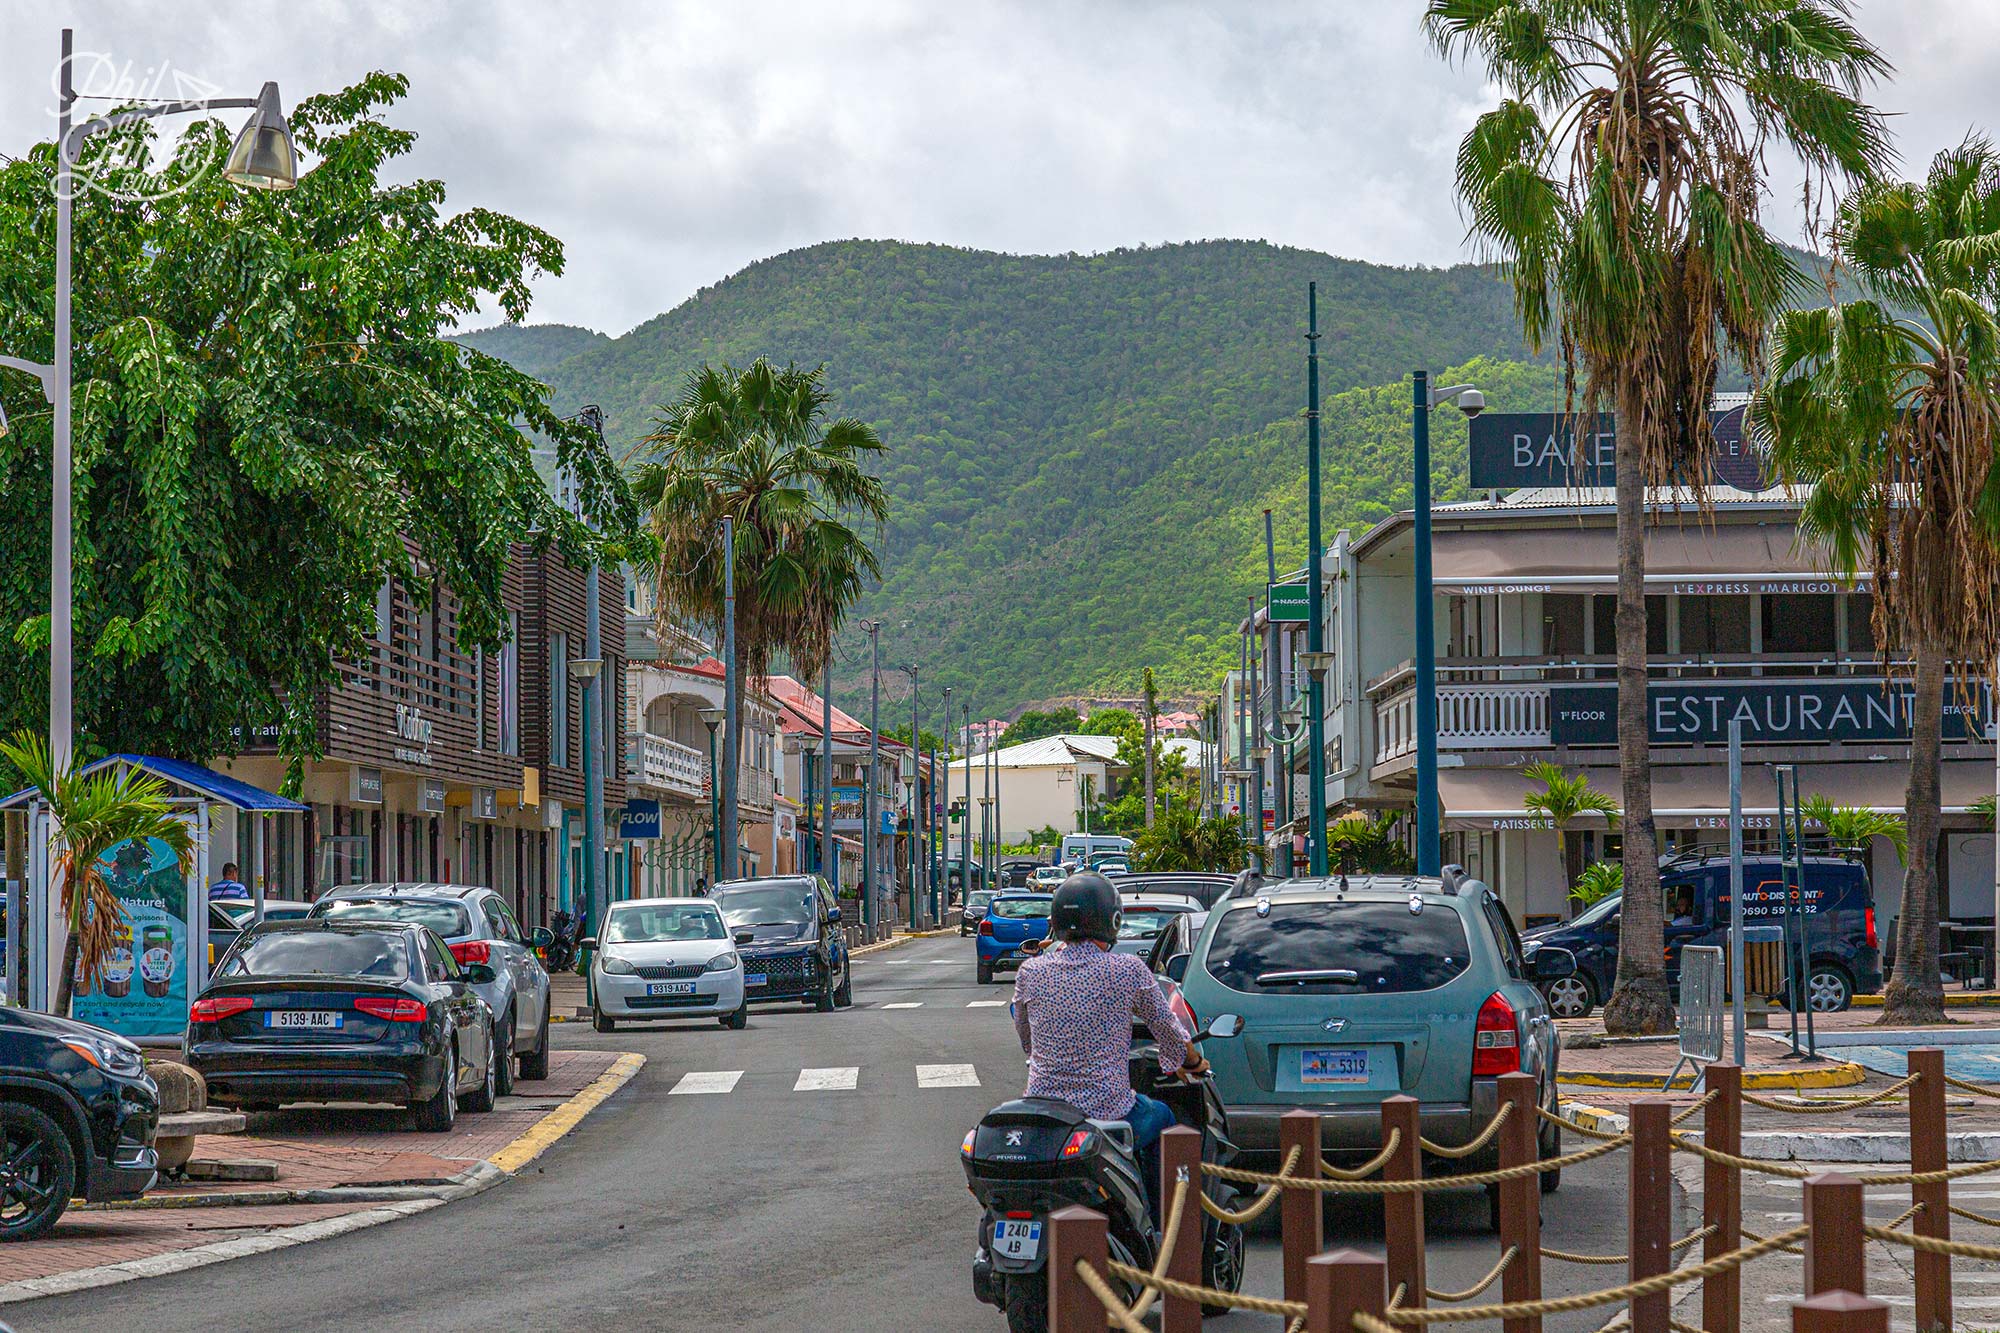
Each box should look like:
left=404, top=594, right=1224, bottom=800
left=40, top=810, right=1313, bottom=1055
left=976, top=893, right=1052, bottom=984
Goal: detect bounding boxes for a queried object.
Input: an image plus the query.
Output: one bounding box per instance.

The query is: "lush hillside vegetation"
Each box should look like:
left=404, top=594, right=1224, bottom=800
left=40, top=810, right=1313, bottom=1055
left=454, top=322, right=610, bottom=381
left=461, top=239, right=1570, bottom=713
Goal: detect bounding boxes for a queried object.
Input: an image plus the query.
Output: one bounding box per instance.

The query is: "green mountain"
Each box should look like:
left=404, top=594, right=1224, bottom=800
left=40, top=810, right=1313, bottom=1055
left=454, top=322, right=610, bottom=381
left=462, top=239, right=1568, bottom=714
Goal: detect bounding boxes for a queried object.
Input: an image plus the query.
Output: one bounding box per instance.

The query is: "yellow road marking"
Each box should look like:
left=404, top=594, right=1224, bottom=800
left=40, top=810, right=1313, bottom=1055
left=487, top=1052, right=646, bottom=1175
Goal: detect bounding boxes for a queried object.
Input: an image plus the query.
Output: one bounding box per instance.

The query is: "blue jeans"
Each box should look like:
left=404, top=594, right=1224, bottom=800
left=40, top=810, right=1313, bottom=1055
left=1126, top=1093, right=1179, bottom=1226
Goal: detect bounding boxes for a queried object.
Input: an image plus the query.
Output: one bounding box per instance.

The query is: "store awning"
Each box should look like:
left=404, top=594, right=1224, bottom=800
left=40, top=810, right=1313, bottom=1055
left=1439, top=760, right=1990, bottom=831
left=0, top=753, right=308, bottom=812
left=1430, top=524, right=1864, bottom=596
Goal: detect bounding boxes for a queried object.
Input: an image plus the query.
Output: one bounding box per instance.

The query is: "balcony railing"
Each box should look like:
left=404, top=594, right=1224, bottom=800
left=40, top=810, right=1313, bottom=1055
left=1374, top=681, right=1556, bottom=767
left=633, top=732, right=707, bottom=800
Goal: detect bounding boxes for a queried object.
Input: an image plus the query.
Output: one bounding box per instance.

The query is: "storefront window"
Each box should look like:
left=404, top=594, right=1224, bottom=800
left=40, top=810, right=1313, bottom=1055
left=1762, top=593, right=1836, bottom=658
left=1680, top=596, right=1752, bottom=657
left=1590, top=595, right=1667, bottom=656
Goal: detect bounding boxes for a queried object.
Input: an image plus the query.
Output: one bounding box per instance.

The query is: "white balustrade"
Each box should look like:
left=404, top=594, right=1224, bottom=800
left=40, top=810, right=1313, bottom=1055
left=1371, top=682, right=1552, bottom=768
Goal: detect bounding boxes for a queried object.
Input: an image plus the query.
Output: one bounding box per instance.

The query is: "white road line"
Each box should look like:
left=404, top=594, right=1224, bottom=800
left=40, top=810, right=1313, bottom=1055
left=881, top=1001, right=924, bottom=1009
left=794, top=1067, right=860, bottom=1092
left=669, top=1070, right=743, bottom=1095
left=917, top=1063, right=981, bottom=1088
left=966, top=1000, right=1010, bottom=1007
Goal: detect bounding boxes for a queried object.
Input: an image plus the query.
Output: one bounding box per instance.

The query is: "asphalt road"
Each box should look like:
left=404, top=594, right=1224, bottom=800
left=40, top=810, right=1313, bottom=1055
left=11, top=932, right=1671, bottom=1332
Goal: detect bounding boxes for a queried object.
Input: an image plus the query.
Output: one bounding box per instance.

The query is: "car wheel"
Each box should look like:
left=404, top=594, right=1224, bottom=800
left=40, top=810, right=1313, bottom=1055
left=814, top=982, right=836, bottom=1013
left=834, top=961, right=853, bottom=1009
left=0, top=1102, right=77, bottom=1242
left=1542, top=973, right=1595, bottom=1020
left=1805, top=966, right=1853, bottom=1013
left=977, top=960, right=994, bottom=985
left=1201, top=1215, right=1246, bottom=1314
left=1002, top=1275, right=1047, bottom=1333
left=593, top=1010, right=616, bottom=1034
left=723, top=1002, right=749, bottom=1031
left=518, top=1006, right=550, bottom=1082
left=492, top=1012, right=516, bottom=1098
left=460, top=1033, right=498, bottom=1113
left=1539, top=1104, right=1562, bottom=1195
left=413, top=1047, right=458, bottom=1132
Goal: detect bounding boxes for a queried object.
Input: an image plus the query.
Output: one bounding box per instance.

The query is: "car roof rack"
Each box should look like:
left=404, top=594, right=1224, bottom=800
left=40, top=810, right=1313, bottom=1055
left=1660, top=838, right=1867, bottom=868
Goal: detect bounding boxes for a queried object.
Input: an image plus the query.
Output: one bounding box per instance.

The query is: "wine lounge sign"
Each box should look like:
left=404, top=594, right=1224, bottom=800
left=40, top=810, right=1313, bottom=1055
left=1550, top=680, right=1992, bottom=746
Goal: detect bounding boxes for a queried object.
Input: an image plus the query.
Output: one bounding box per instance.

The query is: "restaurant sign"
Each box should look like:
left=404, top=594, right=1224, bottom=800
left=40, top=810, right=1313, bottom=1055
left=1549, top=680, right=1991, bottom=746
left=1468, top=406, right=1767, bottom=491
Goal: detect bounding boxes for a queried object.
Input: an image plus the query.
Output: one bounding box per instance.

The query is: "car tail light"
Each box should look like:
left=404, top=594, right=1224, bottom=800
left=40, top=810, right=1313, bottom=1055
left=1060, top=1130, right=1093, bottom=1158
left=1865, top=905, right=1877, bottom=951
left=1168, top=988, right=1197, bottom=1034
left=354, top=996, right=428, bottom=1022
left=189, top=996, right=253, bottom=1023
left=449, top=940, right=490, bottom=966
left=1473, top=992, right=1520, bottom=1076
left=978, top=920, right=994, bottom=936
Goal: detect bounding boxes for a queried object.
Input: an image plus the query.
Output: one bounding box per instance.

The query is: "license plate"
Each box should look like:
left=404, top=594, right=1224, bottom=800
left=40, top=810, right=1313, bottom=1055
left=745, top=973, right=767, bottom=986
left=646, top=981, right=696, bottom=997
left=992, top=1218, right=1042, bottom=1261
left=265, top=1010, right=342, bottom=1030
left=1301, top=1047, right=1369, bottom=1085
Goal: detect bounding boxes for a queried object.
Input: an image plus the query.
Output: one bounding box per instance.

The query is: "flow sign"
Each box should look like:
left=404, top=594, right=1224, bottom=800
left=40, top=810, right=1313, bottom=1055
left=1267, top=582, right=1310, bottom=623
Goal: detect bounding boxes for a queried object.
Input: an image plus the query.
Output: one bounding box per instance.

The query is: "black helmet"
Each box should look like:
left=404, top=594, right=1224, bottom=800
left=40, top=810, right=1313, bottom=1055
left=1050, top=872, right=1122, bottom=946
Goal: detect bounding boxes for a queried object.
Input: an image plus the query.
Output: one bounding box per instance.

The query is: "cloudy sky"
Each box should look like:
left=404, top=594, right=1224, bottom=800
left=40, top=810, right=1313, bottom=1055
left=5, top=1, right=1998, bottom=335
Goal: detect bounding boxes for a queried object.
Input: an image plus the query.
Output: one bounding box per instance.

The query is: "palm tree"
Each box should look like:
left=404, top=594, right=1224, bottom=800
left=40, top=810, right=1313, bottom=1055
left=1141, top=668, right=1160, bottom=828
left=1800, top=794, right=1908, bottom=864
left=1521, top=760, right=1620, bottom=911
left=1428, top=0, right=1889, bottom=1033
left=1751, top=139, right=2000, bottom=1023
left=1571, top=860, right=1624, bottom=910
left=0, top=736, right=194, bottom=1017
left=636, top=359, right=889, bottom=684
left=1327, top=811, right=1417, bottom=874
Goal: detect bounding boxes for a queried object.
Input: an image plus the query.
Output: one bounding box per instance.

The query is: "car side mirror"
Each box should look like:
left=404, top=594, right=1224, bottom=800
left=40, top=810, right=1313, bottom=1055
left=826, top=905, right=842, bottom=924
left=1531, top=946, right=1578, bottom=981
left=530, top=927, right=554, bottom=949
left=1164, top=953, right=1190, bottom=983
left=579, top=937, right=598, bottom=951
left=1199, top=1013, right=1242, bottom=1041
left=463, top=963, right=498, bottom=985
left=734, top=931, right=755, bottom=946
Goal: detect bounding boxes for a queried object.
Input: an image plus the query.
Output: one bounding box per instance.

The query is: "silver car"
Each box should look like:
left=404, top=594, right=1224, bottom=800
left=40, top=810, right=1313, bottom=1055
left=311, top=883, right=553, bottom=1092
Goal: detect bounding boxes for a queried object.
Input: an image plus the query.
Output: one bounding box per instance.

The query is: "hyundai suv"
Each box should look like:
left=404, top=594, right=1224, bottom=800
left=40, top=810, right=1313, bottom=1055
left=1171, top=870, right=1576, bottom=1207
left=709, top=875, right=852, bottom=1010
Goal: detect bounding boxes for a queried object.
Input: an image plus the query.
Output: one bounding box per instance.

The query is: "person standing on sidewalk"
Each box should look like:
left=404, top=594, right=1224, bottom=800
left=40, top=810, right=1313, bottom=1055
left=208, top=863, right=249, bottom=904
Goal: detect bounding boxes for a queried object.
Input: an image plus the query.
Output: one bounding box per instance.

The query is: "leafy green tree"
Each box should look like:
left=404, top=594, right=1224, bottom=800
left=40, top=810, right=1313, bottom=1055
left=1431, top=0, right=1889, bottom=1034
left=1133, top=807, right=1249, bottom=872
left=1521, top=760, right=1620, bottom=908
left=1326, top=812, right=1416, bottom=875
left=1, top=734, right=194, bottom=1016
left=1000, top=708, right=1082, bottom=747
left=1801, top=794, right=1908, bottom=864
left=1081, top=708, right=1140, bottom=741
left=636, top=359, right=887, bottom=681
left=1571, top=861, right=1624, bottom=910
left=0, top=74, right=630, bottom=776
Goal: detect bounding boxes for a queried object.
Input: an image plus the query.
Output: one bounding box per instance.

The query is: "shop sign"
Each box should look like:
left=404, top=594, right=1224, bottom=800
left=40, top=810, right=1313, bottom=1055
left=1487, top=816, right=1553, bottom=830
left=1690, top=814, right=1774, bottom=830
left=393, top=703, right=434, bottom=767
left=1468, top=406, right=1767, bottom=491
left=1267, top=582, right=1310, bottom=623
left=419, top=778, right=447, bottom=813
left=1549, top=679, right=1992, bottom=746
left=351, top=767, right=384, bottom=805
left=474, top=787, right=498, bottom=820
left=619, top=798, right=661, bottom=840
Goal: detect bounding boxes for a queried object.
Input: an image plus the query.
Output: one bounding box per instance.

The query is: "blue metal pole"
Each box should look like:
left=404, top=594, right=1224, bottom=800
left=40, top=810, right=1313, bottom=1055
left=1304, top=283, right=1329, bottom=877
left=1413, top=369, right=1440, bottom=876
left=720, top=517, right=739, bottom=882
left=821, top=659, right=836, bottom=895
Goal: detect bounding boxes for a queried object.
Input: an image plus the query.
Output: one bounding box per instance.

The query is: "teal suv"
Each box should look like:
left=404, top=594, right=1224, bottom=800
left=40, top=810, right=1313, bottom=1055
left=1170, top=870, right=1577, bottom=1197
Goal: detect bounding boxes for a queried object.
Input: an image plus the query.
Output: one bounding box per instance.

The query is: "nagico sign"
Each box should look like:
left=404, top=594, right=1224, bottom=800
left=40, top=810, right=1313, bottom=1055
left=1549, top=680, right=1992, bottom=746
left=1467, top=406, right=1768, bottom=491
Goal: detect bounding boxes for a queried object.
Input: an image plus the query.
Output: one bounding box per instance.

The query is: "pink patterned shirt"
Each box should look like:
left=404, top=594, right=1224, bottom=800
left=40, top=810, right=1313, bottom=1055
left=1011, top=942, right=1189, bottom=1120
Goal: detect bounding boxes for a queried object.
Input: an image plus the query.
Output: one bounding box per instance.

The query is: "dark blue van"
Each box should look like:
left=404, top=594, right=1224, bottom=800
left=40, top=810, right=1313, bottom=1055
left=1520, top=853, right=1881, bottom=1017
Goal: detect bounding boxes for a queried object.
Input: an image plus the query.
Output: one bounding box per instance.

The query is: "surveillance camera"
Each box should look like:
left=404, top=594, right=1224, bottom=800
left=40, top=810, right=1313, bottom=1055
left=1456, top=389, right=1486, bottom=419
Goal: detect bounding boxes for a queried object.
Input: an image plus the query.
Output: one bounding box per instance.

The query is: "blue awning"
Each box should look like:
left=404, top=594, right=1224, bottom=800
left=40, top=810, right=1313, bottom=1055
left=0, top=754, right=308, bottom=813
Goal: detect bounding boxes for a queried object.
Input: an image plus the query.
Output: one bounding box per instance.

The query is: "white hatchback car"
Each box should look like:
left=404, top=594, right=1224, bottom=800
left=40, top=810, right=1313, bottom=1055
left=590, top=898, right=748, bottom=1032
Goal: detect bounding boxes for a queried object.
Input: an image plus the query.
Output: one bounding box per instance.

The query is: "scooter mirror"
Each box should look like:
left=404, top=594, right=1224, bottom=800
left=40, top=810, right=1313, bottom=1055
left=1201, top=1013, right=1243, bottom=1041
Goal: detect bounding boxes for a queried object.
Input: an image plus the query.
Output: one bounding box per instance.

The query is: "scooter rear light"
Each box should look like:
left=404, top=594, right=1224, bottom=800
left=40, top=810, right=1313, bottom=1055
left=1005, top=1210, right=1035, bottom=1219
left=1061, top=1129, right=1093, bottom=1158
left=1473, top=991, right=1521, bottom=1076
left=449, top=940, right=490, bottom=966
left=961, top=1129, right=977, bottom=1156
left=189, top=996, right=254, bottom=1023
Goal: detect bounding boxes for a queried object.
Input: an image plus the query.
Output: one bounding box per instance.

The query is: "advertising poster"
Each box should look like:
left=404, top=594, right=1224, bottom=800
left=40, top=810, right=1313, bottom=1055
left=72, top=835, right=191, bottom=1038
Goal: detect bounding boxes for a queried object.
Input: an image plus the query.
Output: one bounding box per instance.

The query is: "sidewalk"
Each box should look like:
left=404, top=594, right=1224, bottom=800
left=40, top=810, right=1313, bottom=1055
left=2, top=1049, right=641, bottom=1305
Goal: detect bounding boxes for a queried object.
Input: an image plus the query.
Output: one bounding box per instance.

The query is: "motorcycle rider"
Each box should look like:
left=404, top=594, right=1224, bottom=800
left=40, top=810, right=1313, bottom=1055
left=1010, top=873, right=1206, bottom=1211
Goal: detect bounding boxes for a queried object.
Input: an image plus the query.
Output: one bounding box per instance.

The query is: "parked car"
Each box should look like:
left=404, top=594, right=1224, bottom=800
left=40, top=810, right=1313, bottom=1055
left=709, top=875, right=851, bottom=1011
left=1111, top=893, right=1204, bottom=957
left=588, top=897, right=747, bottom=1031
left=1000, top=859, right=1042, bottom=889
left=976, top=892, right=1053, bottom=984
left=207, top=900, right=315, bottom=970
left=1106, top=871, right=1237, bottom=909
left=1520, top=852, right=1882, bottom=1018
left=311, top=883, right=554, bottom=1088
left=1170, top=871, right=1576, bottom=1216
left=1029, top=865, right=1067, bottom=890
left=185, top=920, right=498, bottom=1132
left=960, top=889, right=998, bottom=937
left=0, top=1007, right=158, bottom=1240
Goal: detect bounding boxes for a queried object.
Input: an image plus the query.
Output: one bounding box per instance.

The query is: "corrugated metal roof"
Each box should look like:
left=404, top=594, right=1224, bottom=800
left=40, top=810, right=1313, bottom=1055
left=1435, top=483, right=1810, bottom=512
left=951, top=734, right=1123, bottom=770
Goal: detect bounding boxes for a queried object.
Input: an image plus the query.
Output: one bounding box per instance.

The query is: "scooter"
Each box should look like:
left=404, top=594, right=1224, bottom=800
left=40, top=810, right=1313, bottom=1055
left=961, top=1013, right=1247, bottom=1333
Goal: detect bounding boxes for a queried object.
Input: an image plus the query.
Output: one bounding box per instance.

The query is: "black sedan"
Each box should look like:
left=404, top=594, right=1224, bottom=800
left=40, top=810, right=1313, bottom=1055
left=1, top=1007, right=159, bottom=1240
left=184, top=920, right=497, bottom=1132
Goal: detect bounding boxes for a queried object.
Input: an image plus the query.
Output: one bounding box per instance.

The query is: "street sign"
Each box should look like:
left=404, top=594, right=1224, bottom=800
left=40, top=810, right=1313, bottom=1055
left=619, top=798, right=661, bottom=840
left=1267, top=582, right=1309, bottom=622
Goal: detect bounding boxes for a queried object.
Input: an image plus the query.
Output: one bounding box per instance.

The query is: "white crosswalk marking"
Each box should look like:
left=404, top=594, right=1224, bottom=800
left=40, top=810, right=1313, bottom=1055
left=881, top=1001, right=924, bottom=1009
left=916, top=1063, right=981, bottom=1088
left=669, top=1070, right=743, bottom=1095
left=966, top=1000, right=1010, bottom=1008
left=794, top=1067, right=859, bottom=1092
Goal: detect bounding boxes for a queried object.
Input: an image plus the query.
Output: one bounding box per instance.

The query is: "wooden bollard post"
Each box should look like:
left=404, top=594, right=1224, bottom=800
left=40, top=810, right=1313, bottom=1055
left=1307, top=1249, right=1388, bottom=1333
left=1048, top=1205, right=1109, bottom=1333
left=1159, top=1125, right=1204, bottom=1333
left=1793, top=1290, right=1890, bottom=1333
left=1628, top=1099, right=1673, bottom=1333
left=1280, top=1110, right=1324, bottom=1308
left=1380, top=1095, right=1426, bottom=1311
left=1703, top=1062, right=1742, bottom=1333
left=1496, top=1071, right=1543, bottom=1333
left=1908, top=1048, right=1951, bottom=1333
left=1804, top=1173, right=1867, bottom=1296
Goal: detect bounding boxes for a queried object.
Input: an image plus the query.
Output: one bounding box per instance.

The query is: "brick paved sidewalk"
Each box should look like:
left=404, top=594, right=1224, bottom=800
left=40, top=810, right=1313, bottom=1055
left=6, top=1201, right=394, bottom=1285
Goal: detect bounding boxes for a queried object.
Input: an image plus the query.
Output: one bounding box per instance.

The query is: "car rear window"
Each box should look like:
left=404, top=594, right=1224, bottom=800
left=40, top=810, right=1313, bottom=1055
left=991, top=897, right=1052, bottom=920
left=711, top=880, right=816, bottom=927
left=318, top=898, right=471, bottom=938
left=217, top=930, right=409, bottom=980
left=1204, top=901, right=1472, bottom=994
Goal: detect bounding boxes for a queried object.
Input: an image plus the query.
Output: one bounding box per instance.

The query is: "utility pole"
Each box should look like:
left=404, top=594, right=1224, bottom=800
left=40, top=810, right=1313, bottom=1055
left=960, top=702, right=971, bottom=897
left=1266, top=508, right=1287, bottom=855
left=940, top=684, right=952, bottom=908
left=1249, top=592, right=1263, bottom=868
left=720, top=516, right=739, bottom=881
left=583, top=563, right=604, bottom=932
left=908, top=662, right=921, bottom=931
left=1412, top=370, right=1439, bottom=876
left=821, top=657, right=836, bottom=897
left=863, top=620, right=881, bottom=932
left=1304, top=282, right=1329, bottom=876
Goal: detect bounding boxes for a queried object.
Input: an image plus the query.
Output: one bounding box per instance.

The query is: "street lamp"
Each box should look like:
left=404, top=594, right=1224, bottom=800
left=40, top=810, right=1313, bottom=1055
left=1301, top=283, right=1329, bottom=878
left=1411, top=372, right=1487, bottom=877
left=697, top=707, right=725, bottom=881
left=573, top=655, right=605, bottom=919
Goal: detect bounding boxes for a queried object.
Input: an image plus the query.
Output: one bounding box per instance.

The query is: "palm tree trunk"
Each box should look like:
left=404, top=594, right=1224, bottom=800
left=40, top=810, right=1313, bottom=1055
left=1882, top=641, right=1948, bottom=1025
left=1143, top=712, right=1157, bottom=828
left=53, top=930, right=80, bottom=1018
left=1602, top=385, right=1674, bottom=1035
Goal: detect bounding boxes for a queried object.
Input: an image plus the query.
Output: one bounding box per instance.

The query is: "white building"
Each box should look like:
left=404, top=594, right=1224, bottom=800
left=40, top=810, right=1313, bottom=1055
left=946, top=734, right=1128, bottom=845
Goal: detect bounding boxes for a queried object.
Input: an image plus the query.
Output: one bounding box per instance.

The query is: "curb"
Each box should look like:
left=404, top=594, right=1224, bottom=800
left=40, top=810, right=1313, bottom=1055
left=1854, top=992, right=2000, bottom=1009
left=1559, top=1060, right=1866, bottom=1091
left=1556, top=1096, right=1629, bottom=1136
left=0, top=1055, right=646, bottom=1306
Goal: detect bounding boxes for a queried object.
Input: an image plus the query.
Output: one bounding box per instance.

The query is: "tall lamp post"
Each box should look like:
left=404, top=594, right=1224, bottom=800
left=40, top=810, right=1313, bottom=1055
left=1302, top=282, right=1329, bottom=876
left=1410, top=371, right=1487, bottom=876
left=884, top=662, right=922, bottom=930
left=940, top=685, right=952, bottom=907
left=698, top=707, right=725, bottom=881
left=960, top=702, right=972, bottom=897
left=2, top=31, right=297, bottom=1011
left=861, top=619, right=882, bottom=932
left=1297, top=650, right=1336, bottom=874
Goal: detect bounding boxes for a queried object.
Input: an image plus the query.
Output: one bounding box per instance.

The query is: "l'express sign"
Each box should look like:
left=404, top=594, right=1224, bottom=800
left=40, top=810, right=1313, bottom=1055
left=1550, top=680, right=1992, bottom=746
left=1467, top=407, right=1768, bottom=491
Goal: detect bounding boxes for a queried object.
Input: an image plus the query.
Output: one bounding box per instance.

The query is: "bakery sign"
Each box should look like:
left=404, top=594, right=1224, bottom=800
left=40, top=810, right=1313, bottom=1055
left=1550, top=680, right=1992, bottom=746
left=1468, top=406, right=1768, bottom=491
